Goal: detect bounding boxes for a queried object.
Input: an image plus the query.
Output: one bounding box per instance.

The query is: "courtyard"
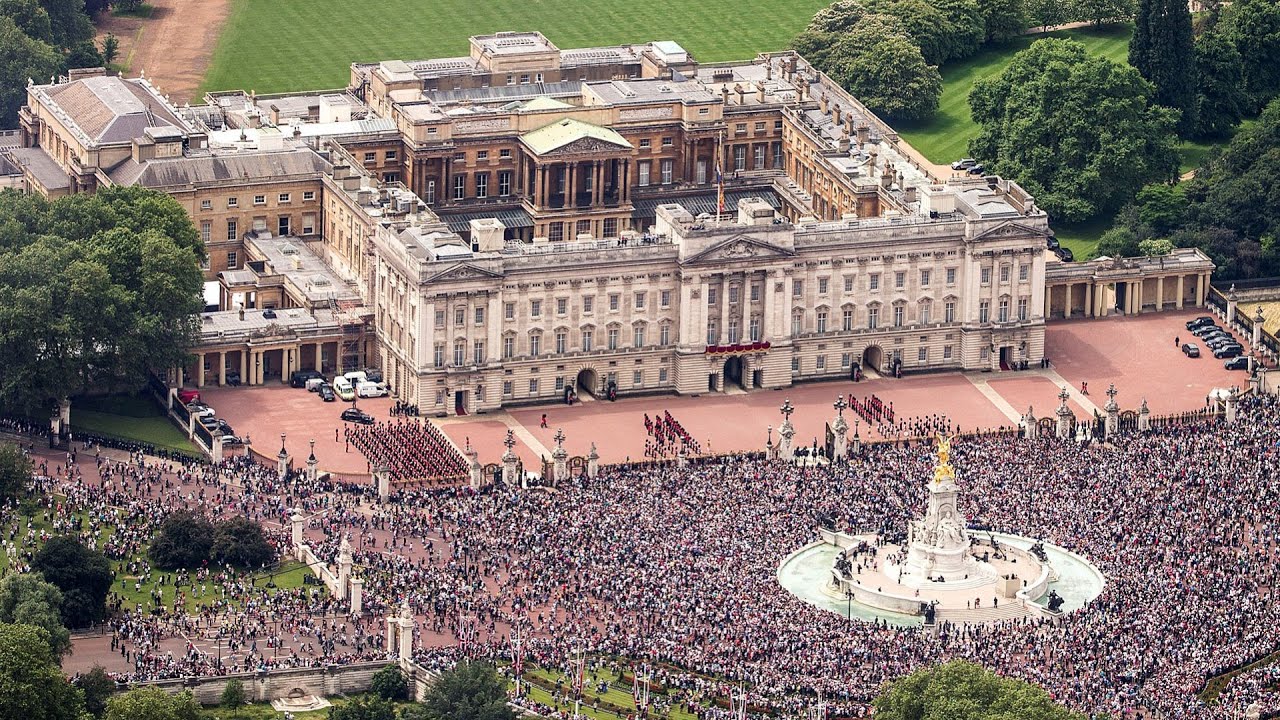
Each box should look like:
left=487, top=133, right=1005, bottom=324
left=198, top=309, right=1254, bottom=476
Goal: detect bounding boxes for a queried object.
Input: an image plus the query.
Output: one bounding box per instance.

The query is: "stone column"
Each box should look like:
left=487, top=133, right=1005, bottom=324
left=1085, top=282, right=1094, bottom=317
left=1155, top=277, right=1164, bottom=311
left=281, top=347, right=292, bottom=384
left=741, top=271, right=753, bottom=343
left=1132, top=280, right=1143, bottom=315
left=385, top=617, right=397, bottom=657
left=211, top=434, right=224, bottom=462
left=397, top=603, right=415, bottom=662
left=240, top=351, right=248, bottom=386
left=374, top=465, right=390, bottom=502
left=1253, top=306, right=1264, bottom=350
left=566, top=162, right=576, bottom=209
left=831, top=396, right=848, bottom=461
left=552, top=446, right=568, bottom=483
left=290, top=508, right=304, bottom=552
left=1225, top=389, right=1237, bottom=423
left=306, top=438, right=318, bottom=483
left=1137, top=398, right=1150, bottom=433
left=196, top=353, right=206, bottom=387
left=276, top=433, right=289, bottom=478
left=1103, top=384, right=1119, bottom=437
left=1022, top=406, right=1038, bottom=439
left=587, top=443, right=599, bottom=479
left=1176, top=275, right=1185, bottom=309
left=218, top=352, right=227, bottom=386
left=1226, top=284, right=1238, bottom=324
left=676, top=446, right=688, bottom=468
left=336, top=535, right=352, bottom=599
left=314, top=343, right=323, bottom=372
left=778, top=399, right=795, bottom=460
left=465, top=441, right=482, bottom=490
left=502, top=430, right=519, bottom=486
left=1196, top=273, right=1206, bottom=307
left=349, top=577, right=363, bottom=615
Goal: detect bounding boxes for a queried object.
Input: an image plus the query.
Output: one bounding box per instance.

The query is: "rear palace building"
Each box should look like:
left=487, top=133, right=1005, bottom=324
left=5, top=31, right=1213, bottom=414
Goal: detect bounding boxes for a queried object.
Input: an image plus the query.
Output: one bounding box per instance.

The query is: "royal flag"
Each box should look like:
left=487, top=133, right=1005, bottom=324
left=715, top=159, right=725, bottom=215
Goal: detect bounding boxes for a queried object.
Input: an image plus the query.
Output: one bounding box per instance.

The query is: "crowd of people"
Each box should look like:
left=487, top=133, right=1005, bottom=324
left=344, top=419, right=466, bottom=482
left=5, top=393, right=1280, bottom=719
left=642, top=411, right=702, bottom=459
left=848, top=393, right=894, bottom=425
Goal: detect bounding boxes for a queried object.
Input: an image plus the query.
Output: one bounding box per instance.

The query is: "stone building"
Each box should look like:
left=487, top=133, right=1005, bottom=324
left=6, top=31, right=1210, bottom=410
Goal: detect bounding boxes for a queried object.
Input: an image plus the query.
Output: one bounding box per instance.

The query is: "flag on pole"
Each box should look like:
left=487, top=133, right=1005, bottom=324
left=716, top=131, right=725, bottom=215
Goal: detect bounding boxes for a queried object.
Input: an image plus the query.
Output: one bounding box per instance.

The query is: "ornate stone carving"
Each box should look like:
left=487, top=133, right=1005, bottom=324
left=619, top=107, right=673, bottom=121
left=454, top=118, right=512, bottom=134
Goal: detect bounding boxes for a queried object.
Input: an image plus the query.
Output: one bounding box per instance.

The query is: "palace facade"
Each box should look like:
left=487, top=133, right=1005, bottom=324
left=3, top=31, right=1210, bottom=414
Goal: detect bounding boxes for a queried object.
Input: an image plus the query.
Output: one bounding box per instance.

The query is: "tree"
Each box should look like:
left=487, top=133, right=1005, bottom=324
left=417, top=662, right=515, bottom=720
left=1133, top=184, right=1185, bottom=236
left=1095, top=227, right=1141, bottom=258
left=327, top=695, right=396, bottom=720
left=37, top=0, right=93, bottom=48
left=0, top=0, right=54, bottom=42
left=104, top=687, right=200, bottom=720
left=975, top=0, right=1028, bottom=43
left=1025, top=0, right=1069, bottom=30
left=66, top=39, right=103, bottom=69
left=31, top=536, right=113, bottom=628
left=0, top=187, right=204, bottom=416
left=211, top=517, right=275, bottom=568
left=0, top=442, right=32, bottom=501
left=1193, top=30, right=1248, bottom=139
left=969, top=38, right=1179, bottom=223
left=1072, top=0, right=1135, bottom=26
left=863, top=0, right=984, bottom=65
left=370, top=664, right=410, bottom=702
left=0, top=574, right=72, bottom=659
left=100, top=32, right=118, bottom=65
left=820, top=15, right=943, bottom=121
left=74, top=665, right=116, bottom=718
left=1129, top=0, right=1197, bottom=135
left=0, top=17, right=63, bottom=128
left=0, top=624, right=87, bottom=720
left=873, top=660, right=1087, bottom=720
left=807, top=0, right=870, bottom=33
left=148, top=510, right=215, bottom=569
left=1139, top=237, right=1174, bottom=256
left=1222, top=0, right=1280, bottom=112
left=220, top=679, right=246, bottom=717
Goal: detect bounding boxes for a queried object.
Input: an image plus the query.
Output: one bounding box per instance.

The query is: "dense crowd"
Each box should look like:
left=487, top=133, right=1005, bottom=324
left=6, top=394, right=1280, bottom=719
left=345, top=419, right=466, bottom=482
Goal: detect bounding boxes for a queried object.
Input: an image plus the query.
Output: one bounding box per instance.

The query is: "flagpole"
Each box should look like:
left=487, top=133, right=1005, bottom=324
left=716, top=129, right=725, bottom=218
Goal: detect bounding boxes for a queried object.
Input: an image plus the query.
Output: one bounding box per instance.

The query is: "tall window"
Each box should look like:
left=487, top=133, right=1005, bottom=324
left=608, top=327, right=619, bottom=350
left=707, top=321, right=718, bottom=345
left=453, top=174, right=466, bottom=200
left=893, top=304, right=905, bottom=327
left=842, top=308, right=853, bottom=331
left=633, top=325, right=646, bottom=347
left=734, top=145, right=747, bottom=171
left=868, top=306, right=879, bottom=329
left=920, top=301, right=932, bottom=324
left=979, top=300, right=990, bottom=323
left=895, top=272, right=905, bottom=289
left=473, top=341, right=485, bottom=365
left=1018, top=297, right=1029, bottom=321
left=475, top=173, right=489, bottom=199
left=638, top=162, right=651, bottom=187
left=816, top=310, right=828, bottom=333
left=944, top=300, right=956, bottom=323
left=749, top=316, right=761, bottom=341
left=582, top=328, right=594, bottom=352
left=555, top=331, right=567, bottom=354
left=425, top=180, right=436, bottom=205
left=455, top=307, right=465, bottom=326
left=659, top=324, right=671, bottom=346
left=200, top=221, right=211, bottom=243
left=226, top=219, right=238, bottom=241
left=434, top=343, right=445, bottom=368
left=660, top=159, right=673, bottom=185
left=498, top=171, right=511, bottom=197
left=453, top=341, right=465, bottom=367
left=503, top=336, right=514, bottom=359
left=529, top=333, right=541, bottom=357
left=531, top=300, right=542, bottom=318
left=998, top=297, right=1010, bottom=323
left=727, top=319, right=739, bottom=343
left=792, top=311, right=803, bottom=335
left=869, top=274, right=880, bottom=291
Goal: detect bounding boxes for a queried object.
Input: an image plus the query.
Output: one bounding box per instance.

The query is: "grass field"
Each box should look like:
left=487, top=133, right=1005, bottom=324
left=895, top=24, right=1136, bottom=165
left=69, top=394, right=198, bottom=454
left=201, top=0, right=829, bottom=94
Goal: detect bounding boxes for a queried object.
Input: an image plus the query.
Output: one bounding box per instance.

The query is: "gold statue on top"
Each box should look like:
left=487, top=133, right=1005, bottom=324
left=932, top=431, right=956, bottom=484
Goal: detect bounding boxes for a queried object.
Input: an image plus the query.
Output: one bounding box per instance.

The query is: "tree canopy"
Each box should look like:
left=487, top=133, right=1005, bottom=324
left=0, top=574, right=71, bottom=659
left=150, top=512, right=276, bottom=570
left=416, top=661, right=515, bottom=720
left=31, top=536, right=113, bottom=628
left=0, top=623, right=86, bottom=720
left=0, top=16, right=62, bottom=127
left=74, top=665, right=116, bottom=718
left=873, top=660, right=1088, bottom=720
left=0, top=187, right=204, bottom=416
left=863, top=0, right=985, bottom=65
left=969, top=38, right=1180, bottom=223
left=1193, top=29, right=1249, bottom=139
left=1129, top=0, right=1197, bottom=135
left=0, top=442, right=32, bottom=501
left=1222, top=0, right=1280, bottom=112
left=103, top=687, right=200, bottom=720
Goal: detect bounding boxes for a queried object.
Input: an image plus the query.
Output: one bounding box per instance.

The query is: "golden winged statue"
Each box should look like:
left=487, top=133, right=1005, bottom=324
left=932, top=431, right=956, bottom=484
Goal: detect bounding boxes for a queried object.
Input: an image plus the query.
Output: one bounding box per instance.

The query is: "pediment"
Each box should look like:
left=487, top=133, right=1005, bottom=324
left=684, top=233, right=796, bottom=264
left=971, top=221, right=1048, bottom=242
left=540, top=136, right=631, bottom=156
left=424, top=263, right=503, bottom=284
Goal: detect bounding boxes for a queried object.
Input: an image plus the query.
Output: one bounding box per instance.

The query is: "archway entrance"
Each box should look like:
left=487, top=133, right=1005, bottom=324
left=862, top=346, right=883, bottom=373
left=576, top=368, right=599, bottom=398
left=724, top=356, right=745, bottom=391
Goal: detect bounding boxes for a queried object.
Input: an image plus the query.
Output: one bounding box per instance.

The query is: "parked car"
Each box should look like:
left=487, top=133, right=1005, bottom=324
left=966, top=164, right=985, bottom=175
left=1055, top=247, right=1074, bottom=262
left=187, top=403, right=215, bottom=418
left=1186, top=316, right=1215, bottom=330
left=305, top=377, right=326, bottom=392
left=1046, top=235, right=1060, bottom=250
left=1203, top=333, right=1234, bottom=347
left=1224, top=356, right=1251, bottom=370
left=291, top=370, right=324, bottom=388
left=356, top=381, right=388, bottom=398
left=1191, top=323, right=1221, bottom=337
left=225, top=371, right=241, bottom=386
left=363, top=368, right=384, bottom=383
left=951, top=158, right=977, bottom=170
left=1214, top=344, right=1243, bottom=359
left=177, top=389, right=201, bottom=404
left=318, top=384, right=336, bottom=402
left=340, top=408, right=375, bottom=425
left=197, top=415, right=220, bottom=430
left=332, top=377, right=356, bottom=401
left=1182, top=343, right=1200, bottom=357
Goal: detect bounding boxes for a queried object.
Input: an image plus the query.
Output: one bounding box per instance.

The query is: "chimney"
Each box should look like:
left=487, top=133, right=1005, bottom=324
left=904, top=185, right=918, bottom=203
left=837, top=133, right=850, bottom=153
left=819, top=93, right=828, bottom=113
left=734, top=83, right=745, bottom=104
left=856, top=124, right=870, bottom=144
left=765, top=58, right=773, bottom=80
left=756, top=81, right=765, bottom=103
left=832, top=105, right=842, bottom=126
left=881, top=163, right=894, bottom=189
left=721, top=86, right=730, bottom=104
left=796, top=79, right=806, bottom=102
left=844, top=115, right=854, bottom=134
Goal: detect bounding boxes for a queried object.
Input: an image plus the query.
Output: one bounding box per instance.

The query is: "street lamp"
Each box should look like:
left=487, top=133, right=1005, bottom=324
left=845, top=588, right=855, bottom=622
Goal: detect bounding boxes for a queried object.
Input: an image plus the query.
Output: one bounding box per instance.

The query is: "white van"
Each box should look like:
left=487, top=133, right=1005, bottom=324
left=332, top=376, right=355, bottom=401
left=356, top=381, right=388, bottom=398
left=344, top=371, right=368, bottom=384
left=305, top=377, right=326, bottom=392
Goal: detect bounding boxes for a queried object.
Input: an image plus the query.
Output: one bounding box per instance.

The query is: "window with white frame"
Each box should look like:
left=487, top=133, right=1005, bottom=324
left=868, top=306, right=879, bottom=329
left=792, top=310, right=803, bottom=335
left=529, top=333, right=541, bottom=356
left=555, top=331, right=567, bottom=354
left=633, top=325, right=646, bottom=347
left=582, top=328, right=594, bottom=352
left=608, top=327, right=619, bottom=350
left=869, top=273, right=880, bottom=291
left=453, top=341, right=465, bottom=367
left=473, top=341, right=485, bottom=365
left=946, top=267, right=956, bottom=285
left=1018, top=296, right=1029, bottom=321
left=434, top=343, right=445, bottom=368
left=979, top=300, right=990, bottom=323
left=816, top=310, right=828, bottom=333
left=843, top=308, right=854, bottom=331
left=998, top=297, right=1010, bottom=322
left=453, top=175, right=466, bottom=200
left=659, top=324, right=671, bottom=346
left=503, top=336, right=514, bottom=359
left=893, top=303, right=905, bottom=327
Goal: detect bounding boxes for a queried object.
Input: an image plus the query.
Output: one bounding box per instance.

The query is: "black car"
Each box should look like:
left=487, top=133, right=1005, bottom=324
left=215, top=419, right=234, bottom=436
left=1182, top=343, right=1200, bottom=358
left=1186, top=316, right=1215, bottom=331
left=340, top=408, right=375, bottom=425
left=364, top=368, right=384, bottom=383
left=225, top=371, right=241, bottom=386
left=291, top=370, right=324, bottom=388
left=1055, top=247, right=1074, bottom=262
left=1203, top=333, right=1234, bottom=347
left=318, top=385, right=336, bottom=402
left=1224, top=356, right=1251, bottom=370
left=967, top=164, right=985, bottom=175
left=1213, top=345, right=1243, bottom=359
left=1191, top=324, right=1221, bottom=338
left=1046, top=235, right=1060, bottom=250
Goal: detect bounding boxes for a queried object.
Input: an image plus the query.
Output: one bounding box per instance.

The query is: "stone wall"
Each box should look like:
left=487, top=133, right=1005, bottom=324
left=139, top=660, right=394, bottom=705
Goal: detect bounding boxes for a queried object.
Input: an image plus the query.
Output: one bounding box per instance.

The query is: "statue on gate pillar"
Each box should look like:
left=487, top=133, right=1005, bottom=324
left=1022, top=406, right=1038, bottom=439
left=778, top=399, right=796, bottom=461
left=831, top=396, right=849, bottom=462
left=1055, top=387, right=1073, bottom=439
left=552, top=429, right=569, bottom=483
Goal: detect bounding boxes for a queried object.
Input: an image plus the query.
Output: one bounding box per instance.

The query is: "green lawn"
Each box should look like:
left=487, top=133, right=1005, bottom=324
left=66, top=393, right=199, bottom=455
left=895, top=23, right=1136, bottom=165
left=201, top=0, right=830, bottom=94
left=1054, top=216, right=1113, bottom=260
